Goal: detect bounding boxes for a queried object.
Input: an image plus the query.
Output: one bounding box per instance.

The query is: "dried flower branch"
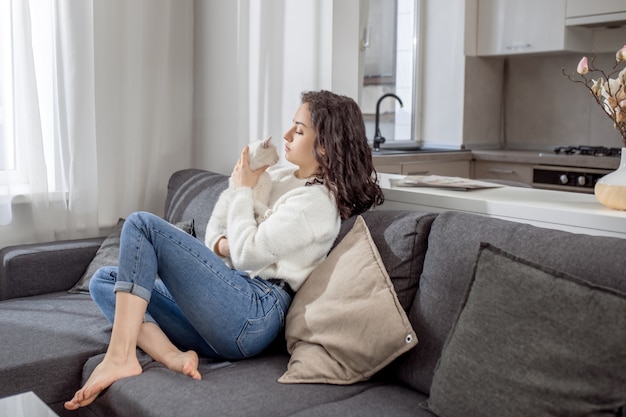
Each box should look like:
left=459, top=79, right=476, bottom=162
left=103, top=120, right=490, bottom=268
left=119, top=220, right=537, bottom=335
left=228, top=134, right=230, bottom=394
left=563, top=45, right=626, bottom=148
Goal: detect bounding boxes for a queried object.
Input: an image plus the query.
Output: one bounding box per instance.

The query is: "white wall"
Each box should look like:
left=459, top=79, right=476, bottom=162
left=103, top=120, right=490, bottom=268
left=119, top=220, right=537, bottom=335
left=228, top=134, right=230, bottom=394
left=419, top=0, right=469, bottom=149
left=193, top=1, right=244, bottom=176
left=94, top=1, right=193, bottom=221
left=331, top=0, right=361, bottom=99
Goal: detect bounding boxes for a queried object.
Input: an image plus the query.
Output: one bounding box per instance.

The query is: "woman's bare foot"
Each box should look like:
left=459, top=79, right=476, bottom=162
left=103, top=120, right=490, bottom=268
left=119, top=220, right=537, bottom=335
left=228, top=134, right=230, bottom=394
left=64, top=355, right=143, bottom=410
left=135, top=323, right=201, bottom=380
left=162, top=350, right=202, bottom=380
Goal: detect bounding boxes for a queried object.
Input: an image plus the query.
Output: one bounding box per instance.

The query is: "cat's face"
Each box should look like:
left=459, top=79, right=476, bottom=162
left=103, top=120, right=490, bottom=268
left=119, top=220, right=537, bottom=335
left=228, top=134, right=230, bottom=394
left=248, top=136, right=279, bottom=170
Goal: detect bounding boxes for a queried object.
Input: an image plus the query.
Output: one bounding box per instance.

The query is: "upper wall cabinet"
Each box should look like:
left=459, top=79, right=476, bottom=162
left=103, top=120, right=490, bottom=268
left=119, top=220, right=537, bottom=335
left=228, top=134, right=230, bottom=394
left=474, top=0, right=592, bottom=56
left=566, top=0, right=626, bottom=27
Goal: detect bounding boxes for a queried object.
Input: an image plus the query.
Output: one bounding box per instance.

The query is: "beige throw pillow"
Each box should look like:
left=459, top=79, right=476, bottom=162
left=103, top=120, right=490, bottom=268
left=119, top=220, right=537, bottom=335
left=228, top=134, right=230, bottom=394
left=278, top=215, right=417, bottom=385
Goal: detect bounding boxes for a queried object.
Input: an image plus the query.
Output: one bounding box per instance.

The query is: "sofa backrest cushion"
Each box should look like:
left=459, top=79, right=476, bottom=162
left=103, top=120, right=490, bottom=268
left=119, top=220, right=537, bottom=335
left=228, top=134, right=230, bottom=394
left=337, top=210, right=437, bottom=313
left=396, top=210, right=626, bottom=394
left=0, top=238, right=103, bottom=300
left=425, top=243, right=626, bottom=416
left=164, top=169, right=229, bottom=242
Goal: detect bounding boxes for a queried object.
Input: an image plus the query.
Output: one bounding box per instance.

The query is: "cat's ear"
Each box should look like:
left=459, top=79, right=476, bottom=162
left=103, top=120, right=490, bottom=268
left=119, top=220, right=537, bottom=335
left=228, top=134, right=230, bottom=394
left=263, top=136, right=272, bottom=149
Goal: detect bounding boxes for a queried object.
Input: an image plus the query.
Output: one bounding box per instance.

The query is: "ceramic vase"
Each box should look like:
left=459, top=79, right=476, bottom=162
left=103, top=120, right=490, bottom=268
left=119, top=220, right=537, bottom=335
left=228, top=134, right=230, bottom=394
left=594, top=147, right=626, bottom=210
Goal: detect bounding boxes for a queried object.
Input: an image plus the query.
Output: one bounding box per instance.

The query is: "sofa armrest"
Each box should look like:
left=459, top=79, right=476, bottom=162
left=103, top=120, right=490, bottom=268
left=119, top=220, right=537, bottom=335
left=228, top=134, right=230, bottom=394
left=0, top=237, right=104, bottom=300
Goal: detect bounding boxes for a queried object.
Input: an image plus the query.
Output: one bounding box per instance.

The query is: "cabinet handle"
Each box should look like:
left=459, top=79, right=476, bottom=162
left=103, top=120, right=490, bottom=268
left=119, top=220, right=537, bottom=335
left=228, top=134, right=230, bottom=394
left=360, top=27, right=370, bottom=51
left=505, top=43, right=531, bottom=51
left=488, top=168, right=515, bottom=175
left=407, top=170, right=429, bottom=175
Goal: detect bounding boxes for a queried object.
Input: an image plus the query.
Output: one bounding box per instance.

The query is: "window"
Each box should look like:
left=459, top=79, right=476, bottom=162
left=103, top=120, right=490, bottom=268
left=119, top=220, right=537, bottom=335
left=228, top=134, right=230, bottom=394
left=0, top=0, right=56, bottom=226
left=0, top=2, right=15, bottom=172
left=360, top=0, right=422, bottom=144
left=0, top=2, right=14, bottom=224
left=0, top=0, right=56, bottom=191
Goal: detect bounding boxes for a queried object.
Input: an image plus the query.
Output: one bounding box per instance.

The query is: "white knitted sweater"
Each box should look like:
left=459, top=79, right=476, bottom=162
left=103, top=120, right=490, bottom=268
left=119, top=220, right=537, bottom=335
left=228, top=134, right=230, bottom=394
left=205, top=166, right=341, bottom=291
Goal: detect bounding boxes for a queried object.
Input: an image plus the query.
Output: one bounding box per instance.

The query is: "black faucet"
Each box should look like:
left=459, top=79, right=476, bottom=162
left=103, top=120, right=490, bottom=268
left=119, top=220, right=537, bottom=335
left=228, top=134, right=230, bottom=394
left=373, top=93, right=403, bottom=151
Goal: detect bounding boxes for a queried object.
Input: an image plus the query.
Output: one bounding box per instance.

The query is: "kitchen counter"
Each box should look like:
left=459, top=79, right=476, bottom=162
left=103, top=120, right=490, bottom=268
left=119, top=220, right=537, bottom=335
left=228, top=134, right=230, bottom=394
left=472, top=150, right=621, bottom=170
left=377, top=172, right=626, bottom=239
left=372, top=149, right=621, bottom=170
left=371, top=149, right=473, bottom=164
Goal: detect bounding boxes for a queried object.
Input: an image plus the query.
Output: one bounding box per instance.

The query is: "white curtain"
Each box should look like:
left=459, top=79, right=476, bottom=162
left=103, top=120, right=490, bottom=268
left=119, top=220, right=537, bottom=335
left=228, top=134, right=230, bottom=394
left=0, top=0, right=193, bottom=248
left=0, top=0, right=98, bottom=246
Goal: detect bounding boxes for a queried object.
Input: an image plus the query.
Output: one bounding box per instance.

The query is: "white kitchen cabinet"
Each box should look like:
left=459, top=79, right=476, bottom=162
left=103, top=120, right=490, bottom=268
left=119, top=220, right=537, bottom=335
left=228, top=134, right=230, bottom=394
left=566, top=0, right=626, bottom=27
left=475, top=0, right=591, bottom=56
left=373, top=159, right=471, bottom=177
left=473, top=161, right=533, bottom=186
left=374, top=163, right=402, bottom=175
left=373, top=153, right=473, bottom=176
left=401, top=161, right=470, bottom=177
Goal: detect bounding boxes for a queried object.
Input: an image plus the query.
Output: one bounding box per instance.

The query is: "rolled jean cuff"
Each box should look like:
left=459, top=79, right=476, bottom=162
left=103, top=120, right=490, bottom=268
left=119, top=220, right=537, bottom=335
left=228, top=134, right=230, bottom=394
left=143, top=312, right=158, bottom=325
left=114, top=281, right=153, bottom=303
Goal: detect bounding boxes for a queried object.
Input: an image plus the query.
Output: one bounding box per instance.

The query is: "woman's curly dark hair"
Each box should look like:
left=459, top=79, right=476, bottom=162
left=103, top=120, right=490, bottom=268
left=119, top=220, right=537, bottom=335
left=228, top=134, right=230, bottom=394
left=301, top=90, right=384, bottom=219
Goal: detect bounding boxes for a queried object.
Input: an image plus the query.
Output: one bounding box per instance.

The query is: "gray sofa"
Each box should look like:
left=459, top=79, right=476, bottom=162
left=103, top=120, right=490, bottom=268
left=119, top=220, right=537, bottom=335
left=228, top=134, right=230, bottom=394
left=1, top=168, right=625, bottom=417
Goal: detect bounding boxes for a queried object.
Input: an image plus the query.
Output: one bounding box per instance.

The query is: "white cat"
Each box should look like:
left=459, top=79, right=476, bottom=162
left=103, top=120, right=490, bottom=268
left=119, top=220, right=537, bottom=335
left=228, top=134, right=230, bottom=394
left=205, top=136, right=279, bottom=253
left=242, top=135, right=279, bottom=222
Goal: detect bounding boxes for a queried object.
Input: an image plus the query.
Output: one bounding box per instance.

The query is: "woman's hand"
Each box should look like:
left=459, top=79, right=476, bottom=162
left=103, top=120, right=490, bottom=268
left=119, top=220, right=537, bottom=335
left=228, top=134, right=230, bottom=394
left=231, top=145, right=269, bottom=189
left=215, top=237, right=230, bottom=258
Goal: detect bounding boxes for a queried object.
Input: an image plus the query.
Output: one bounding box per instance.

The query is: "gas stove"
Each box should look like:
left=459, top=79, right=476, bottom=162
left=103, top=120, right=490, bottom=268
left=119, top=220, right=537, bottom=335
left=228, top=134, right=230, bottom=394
left=532, top=146, right=621, bottom=193
left=553, top=146, right=622, bottom=157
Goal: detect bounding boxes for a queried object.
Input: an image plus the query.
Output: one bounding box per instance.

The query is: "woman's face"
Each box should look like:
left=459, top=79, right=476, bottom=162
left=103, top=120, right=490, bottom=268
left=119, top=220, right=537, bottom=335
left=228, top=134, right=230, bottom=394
left=283, top=103, right=320, bottom=178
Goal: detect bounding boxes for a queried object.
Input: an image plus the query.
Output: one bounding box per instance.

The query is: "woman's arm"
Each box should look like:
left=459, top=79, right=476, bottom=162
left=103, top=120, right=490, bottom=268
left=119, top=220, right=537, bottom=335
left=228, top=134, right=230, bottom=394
left=231, top=145, right=268, bottom=189
left=226, top=186, right=339, bottom=272
left=205, top=145, right=266, bottom=255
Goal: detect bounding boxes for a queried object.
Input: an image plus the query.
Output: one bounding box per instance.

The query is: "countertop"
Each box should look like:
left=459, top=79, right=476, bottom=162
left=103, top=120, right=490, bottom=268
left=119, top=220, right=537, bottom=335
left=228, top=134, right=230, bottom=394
left=372, top=149, right=621, bottom=170
left=371, top=149, right=473, bottom=164
left=471, top=150, right=621, bottom=170
left=377, top=172, right=626, bottom=239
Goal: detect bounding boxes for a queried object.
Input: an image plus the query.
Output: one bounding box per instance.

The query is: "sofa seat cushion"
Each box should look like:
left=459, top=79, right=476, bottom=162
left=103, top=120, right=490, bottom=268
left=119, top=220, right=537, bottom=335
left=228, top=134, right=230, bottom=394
left=85, top=353, right=426, bottom=417
left=426, top=244, right=626, bottom=416
left=0, top=292, right=110, bottom=407
left=288, top=385, right=433, bottom=417
left=397, top=210, right=626, bottom=394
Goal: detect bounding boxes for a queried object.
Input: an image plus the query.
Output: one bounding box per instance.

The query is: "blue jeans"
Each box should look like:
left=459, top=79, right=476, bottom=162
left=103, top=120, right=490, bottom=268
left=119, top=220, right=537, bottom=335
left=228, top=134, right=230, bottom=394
left=89, top=211, right=292, bottom=360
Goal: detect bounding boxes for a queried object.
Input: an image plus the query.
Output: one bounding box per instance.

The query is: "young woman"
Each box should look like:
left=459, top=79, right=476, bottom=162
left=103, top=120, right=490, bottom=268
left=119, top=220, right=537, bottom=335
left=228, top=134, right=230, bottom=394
left=65, top=90, right=384, bottom=410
